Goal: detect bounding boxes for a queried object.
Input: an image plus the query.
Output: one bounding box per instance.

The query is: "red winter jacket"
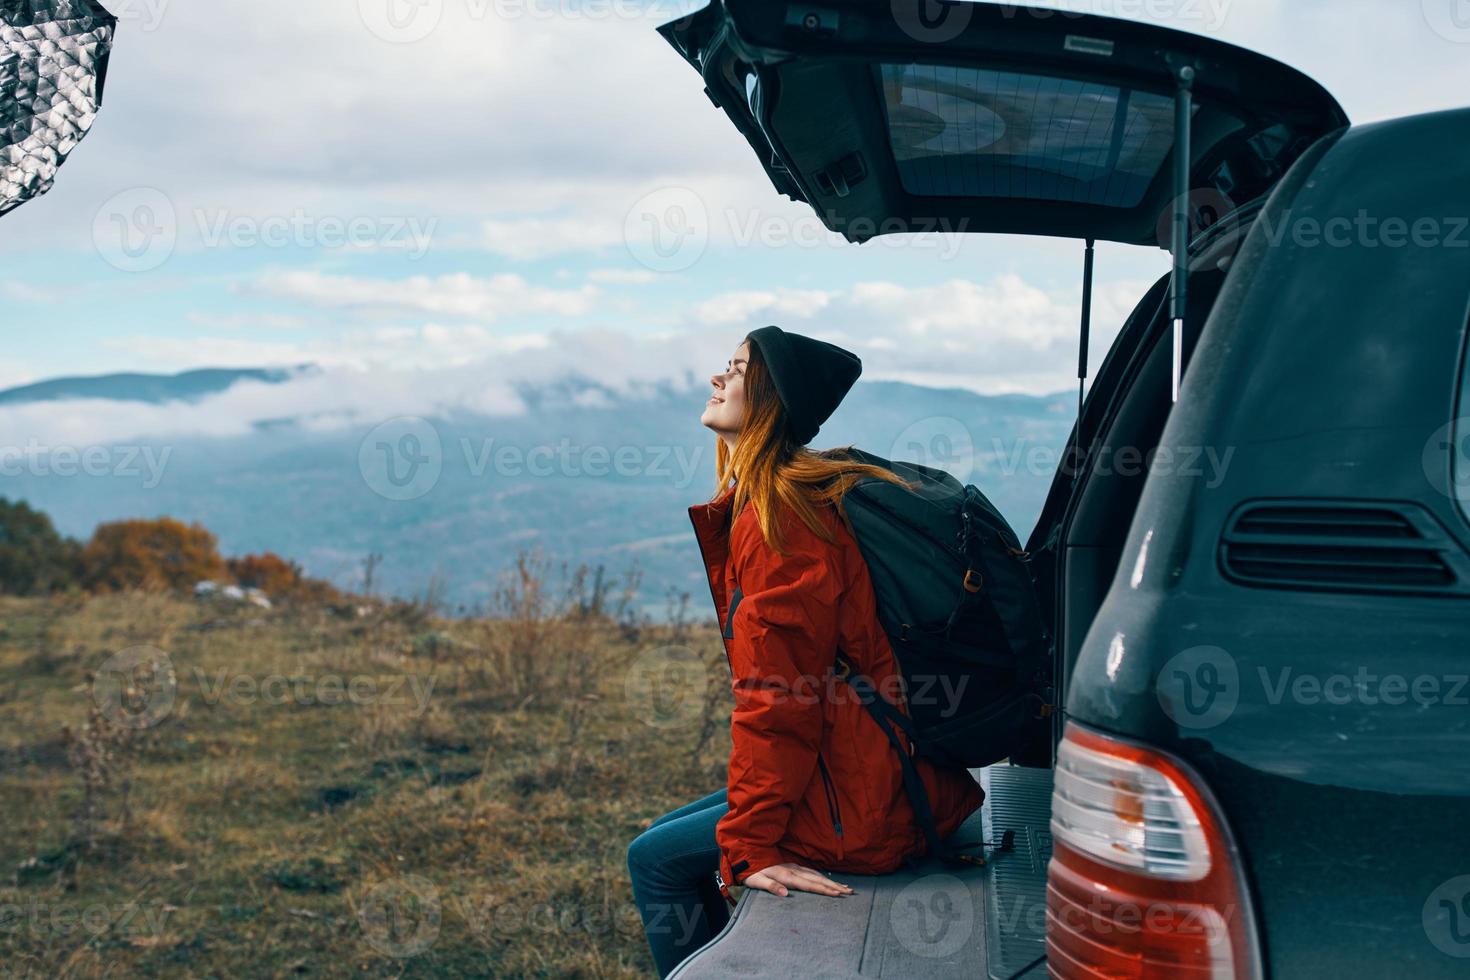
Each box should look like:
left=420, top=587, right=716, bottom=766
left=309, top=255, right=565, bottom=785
left=689, top=482, right=984, bottom=888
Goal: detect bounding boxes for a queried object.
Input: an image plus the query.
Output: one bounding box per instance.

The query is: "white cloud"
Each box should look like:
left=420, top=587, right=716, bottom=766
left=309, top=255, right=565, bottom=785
left=248, top=270, right=599, bottom=320
left=185, top=311, right=308, bottom=331
left=686, top=274, right=1156, bottom=395
left=0, top=362, right=37, bottom=391
left=7, top=0, right=1463, bottom=399
left=481, top=216, right=624, bottom=260
left=692, top=289, right=834, bottom=325
left=1, top=0, right=1461, bottom=266
left=100, top=335, right=314, bottom=372
left=0, top=323, right=735, bottom=445
left=587, top=267, right=659, bottom=285
left=0, top=281, right=55, bottom=304
left=0, top=0, right=742, bottom=255
left=0, top=263, right=1176, bottom=445
left=98, top=322, right=554, bottom=375
left=15, top=267, right=1155, bottom=439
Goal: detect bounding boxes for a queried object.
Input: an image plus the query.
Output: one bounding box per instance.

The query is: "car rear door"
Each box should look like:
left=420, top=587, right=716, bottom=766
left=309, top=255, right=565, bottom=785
left=660, top=0, right=1346, bottom=248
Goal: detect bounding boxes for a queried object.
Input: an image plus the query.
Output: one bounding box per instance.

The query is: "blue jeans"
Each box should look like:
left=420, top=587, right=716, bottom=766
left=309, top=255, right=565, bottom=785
left=626, top=789, right=731, bottom=977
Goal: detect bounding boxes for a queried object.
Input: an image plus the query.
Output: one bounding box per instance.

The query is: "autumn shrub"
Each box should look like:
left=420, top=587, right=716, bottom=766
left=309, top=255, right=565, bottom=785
left=225, top=552, right=297, bottom=593
left=81, top=517, right=226, bottom=592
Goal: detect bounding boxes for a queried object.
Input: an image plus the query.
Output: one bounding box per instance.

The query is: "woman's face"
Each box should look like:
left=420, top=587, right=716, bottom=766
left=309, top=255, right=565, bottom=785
left=700, top=340, right=748, bottom=441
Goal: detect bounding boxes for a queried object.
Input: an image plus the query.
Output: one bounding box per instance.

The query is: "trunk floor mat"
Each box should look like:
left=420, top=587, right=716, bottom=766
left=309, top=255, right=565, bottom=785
left=668, top=765, right=1053, bottom=979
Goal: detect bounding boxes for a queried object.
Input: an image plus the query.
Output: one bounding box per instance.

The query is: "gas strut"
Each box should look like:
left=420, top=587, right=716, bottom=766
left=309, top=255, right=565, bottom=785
left=1077, top=237, right=1094, bottom=424
left=1169, top=61, right=1196, bottom=403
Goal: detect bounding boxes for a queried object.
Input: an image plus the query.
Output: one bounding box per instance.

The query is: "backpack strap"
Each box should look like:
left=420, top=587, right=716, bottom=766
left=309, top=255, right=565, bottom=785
left=836, top=652, right=975, bottom=866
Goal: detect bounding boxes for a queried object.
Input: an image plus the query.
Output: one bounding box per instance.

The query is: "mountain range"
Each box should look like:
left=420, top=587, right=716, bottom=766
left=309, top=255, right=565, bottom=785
left=0, top=368, right=1078, bottom=617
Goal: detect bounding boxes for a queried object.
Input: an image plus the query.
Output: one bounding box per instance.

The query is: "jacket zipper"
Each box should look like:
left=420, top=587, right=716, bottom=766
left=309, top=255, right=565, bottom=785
left=816, top=754, right=845, bottom=858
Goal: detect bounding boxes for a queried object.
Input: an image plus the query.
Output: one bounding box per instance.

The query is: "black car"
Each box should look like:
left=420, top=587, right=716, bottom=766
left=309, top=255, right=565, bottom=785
left=657, top=2, right=1470, bottom=977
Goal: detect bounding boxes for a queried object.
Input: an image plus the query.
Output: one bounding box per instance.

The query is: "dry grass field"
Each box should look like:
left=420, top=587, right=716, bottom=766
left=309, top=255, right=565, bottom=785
left=0, top=572, right=731, bottom=978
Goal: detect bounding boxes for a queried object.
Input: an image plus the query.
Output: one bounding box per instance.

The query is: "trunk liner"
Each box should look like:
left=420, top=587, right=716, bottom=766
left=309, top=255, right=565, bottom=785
left=981, top=765, right=1053, bottom=979
left=668, top=765, right=1053, bottom=979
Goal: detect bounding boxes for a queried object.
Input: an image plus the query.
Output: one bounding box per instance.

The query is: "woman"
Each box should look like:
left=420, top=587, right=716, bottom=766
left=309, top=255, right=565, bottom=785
left=626, top=325, right=985, bottom=977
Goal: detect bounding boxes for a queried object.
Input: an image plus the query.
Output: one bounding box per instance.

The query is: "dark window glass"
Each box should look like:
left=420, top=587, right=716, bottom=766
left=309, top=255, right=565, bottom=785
left=877, top=63, right=1179, bottom=208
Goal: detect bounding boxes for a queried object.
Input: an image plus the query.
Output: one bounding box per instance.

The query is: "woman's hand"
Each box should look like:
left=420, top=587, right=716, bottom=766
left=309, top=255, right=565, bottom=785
left=741, top=863, right=856, bottom=898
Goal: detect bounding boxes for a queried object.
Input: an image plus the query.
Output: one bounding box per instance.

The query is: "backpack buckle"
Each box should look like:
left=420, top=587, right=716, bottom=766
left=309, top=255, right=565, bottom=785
left=963, top=568, right=984, bottom=593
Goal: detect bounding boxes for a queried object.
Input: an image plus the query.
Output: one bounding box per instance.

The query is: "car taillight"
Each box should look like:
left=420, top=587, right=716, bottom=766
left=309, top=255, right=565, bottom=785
left=1046, top=723, right=1261, bottom=979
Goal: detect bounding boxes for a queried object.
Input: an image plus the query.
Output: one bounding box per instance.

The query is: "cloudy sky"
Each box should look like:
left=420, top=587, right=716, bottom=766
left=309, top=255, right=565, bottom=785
left=3, top=0, right=1468, bottom=435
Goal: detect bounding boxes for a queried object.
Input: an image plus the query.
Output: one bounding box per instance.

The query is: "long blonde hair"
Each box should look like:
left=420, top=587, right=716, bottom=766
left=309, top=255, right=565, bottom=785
left=712, top=337, right=913, bottom=554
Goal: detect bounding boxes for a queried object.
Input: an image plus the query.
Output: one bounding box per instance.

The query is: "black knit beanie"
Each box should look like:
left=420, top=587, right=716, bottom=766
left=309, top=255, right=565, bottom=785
left=744, top=325, right=862, bottom=445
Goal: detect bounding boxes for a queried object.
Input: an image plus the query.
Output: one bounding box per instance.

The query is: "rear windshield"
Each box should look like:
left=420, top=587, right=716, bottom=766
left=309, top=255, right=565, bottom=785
left=876, top=63, right=1179, bottom=208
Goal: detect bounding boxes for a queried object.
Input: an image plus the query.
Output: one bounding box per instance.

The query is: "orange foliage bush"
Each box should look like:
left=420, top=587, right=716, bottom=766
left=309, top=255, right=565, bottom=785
left=81, top=518, right=226, bottom=593
left=227, top=552, right=299, bottom=594
left=227, top=551, right=343, bottom=604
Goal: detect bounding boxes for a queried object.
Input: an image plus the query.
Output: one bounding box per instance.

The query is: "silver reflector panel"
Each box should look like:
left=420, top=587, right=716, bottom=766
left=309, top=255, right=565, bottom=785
left=1, top=0, right=116, bottom=217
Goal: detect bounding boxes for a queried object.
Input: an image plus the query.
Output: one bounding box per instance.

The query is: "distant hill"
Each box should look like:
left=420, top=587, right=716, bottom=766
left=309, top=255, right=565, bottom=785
left=0, top=366, right=313, bottom=406
left=0, top=368, right=1078, bottom=616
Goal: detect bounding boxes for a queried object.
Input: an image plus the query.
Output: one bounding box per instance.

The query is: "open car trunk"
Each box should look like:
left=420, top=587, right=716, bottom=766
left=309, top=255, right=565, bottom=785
left=656, top=2, right=1347, bottom=975
left=660, top=0, right=1345, bottom=246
